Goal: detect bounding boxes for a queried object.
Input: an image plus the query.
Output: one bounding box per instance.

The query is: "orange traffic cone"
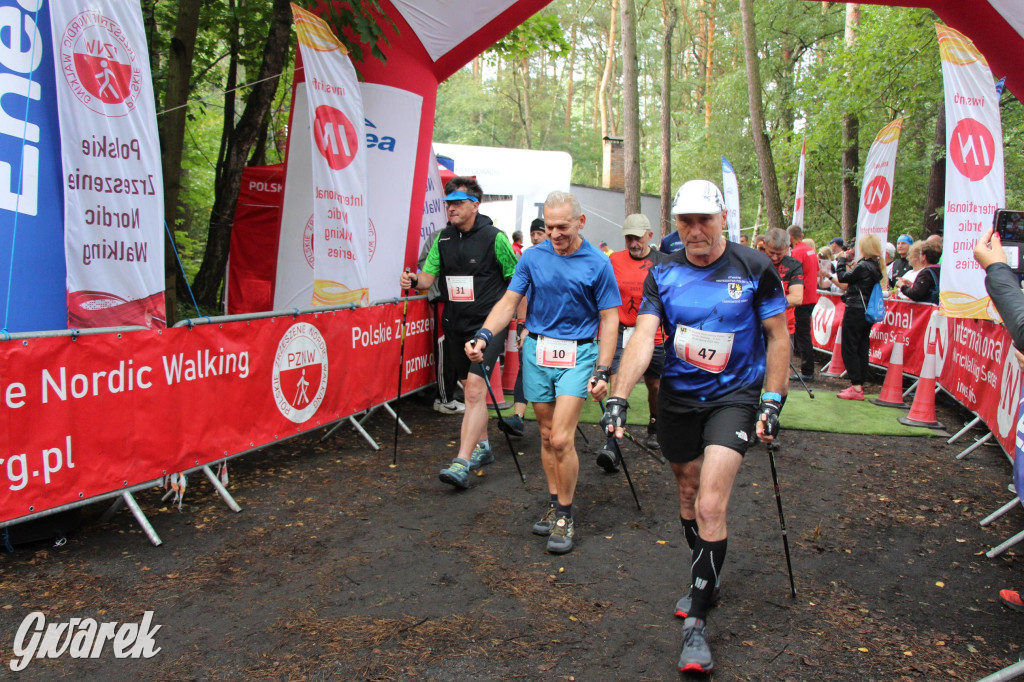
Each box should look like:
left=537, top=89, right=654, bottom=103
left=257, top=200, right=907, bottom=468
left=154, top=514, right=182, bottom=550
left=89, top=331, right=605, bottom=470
left=870, top=340, right=907, bottom=408
left=502, top=320, right=520, bottom=396
left=486, top=360, right=511, bottom=410
left=898, top=340, right=944, bottom=429
left=821, top=323, right=846, bottom=377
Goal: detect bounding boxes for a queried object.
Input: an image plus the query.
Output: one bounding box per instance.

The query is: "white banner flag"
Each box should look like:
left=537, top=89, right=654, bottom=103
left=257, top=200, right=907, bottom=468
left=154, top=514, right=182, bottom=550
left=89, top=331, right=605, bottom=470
left=273, top=79, right=314, bottom=311
left=50, top=1, right=165, bottom=328
left=420, top=149, right=446, bottom=252
left=721, top=156, right=740, bottom=243
left=362, top=83, right=422, bottom=302
left=792, top=139, right=806, bottom=228
left=854, top=118, right=903, bottom=257
left=937, top=23, right=1005, bottom=320
left=293, top=4, right=368, bottom=307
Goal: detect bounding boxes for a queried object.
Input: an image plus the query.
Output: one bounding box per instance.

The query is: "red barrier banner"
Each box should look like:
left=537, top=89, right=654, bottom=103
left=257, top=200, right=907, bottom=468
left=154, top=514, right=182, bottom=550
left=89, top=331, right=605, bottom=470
left=867, top=300, right=937, bottom=375
left=0, top=299, right=435, bottom=525
left=936, top=315, right=1020, bottom=454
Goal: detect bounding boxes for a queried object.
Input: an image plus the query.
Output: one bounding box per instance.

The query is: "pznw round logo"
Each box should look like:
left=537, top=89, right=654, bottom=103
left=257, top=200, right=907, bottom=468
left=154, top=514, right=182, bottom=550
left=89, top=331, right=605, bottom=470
left=272, top=323, right=328, bottom=424
left=60, top=11, right=142, bottom=117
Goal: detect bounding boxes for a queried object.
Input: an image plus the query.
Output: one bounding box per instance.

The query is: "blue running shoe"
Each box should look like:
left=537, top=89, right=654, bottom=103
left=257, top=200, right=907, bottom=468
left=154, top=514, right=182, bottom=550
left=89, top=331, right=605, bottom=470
left=439, top=458, right=470, bottom=489
left=469, top=444, right=494, bottom=470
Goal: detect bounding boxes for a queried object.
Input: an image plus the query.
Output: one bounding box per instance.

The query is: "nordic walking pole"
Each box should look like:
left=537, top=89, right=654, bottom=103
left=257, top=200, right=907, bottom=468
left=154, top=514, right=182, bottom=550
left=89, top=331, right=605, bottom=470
left=576, top=424, right=590, bottom=444
left=598, top=399, right=641, bottom=510
left=767, top=441, right=796, bottom=597
left=479, top=361, right=525, bottom=483
left=619, top=427, right=668, bottom=465
left=392, top=272, right=412, bottom=467
left=789, top=359, right=814, bottom=399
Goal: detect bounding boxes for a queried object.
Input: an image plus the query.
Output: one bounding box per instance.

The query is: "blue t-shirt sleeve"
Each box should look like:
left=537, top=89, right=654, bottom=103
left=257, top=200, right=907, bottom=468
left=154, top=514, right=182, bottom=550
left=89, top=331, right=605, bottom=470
left=594, top=257, right=622, bottom=310
left=755, top=264, right=788, bottom=320
left=508, top=250, right=531, bottom=295
left=639, top=267, right=664, bottom=319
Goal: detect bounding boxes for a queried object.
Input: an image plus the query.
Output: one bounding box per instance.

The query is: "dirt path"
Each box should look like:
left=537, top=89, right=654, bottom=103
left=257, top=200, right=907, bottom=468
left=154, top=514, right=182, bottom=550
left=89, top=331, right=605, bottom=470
left=0, top=386, right=1022, bottom=680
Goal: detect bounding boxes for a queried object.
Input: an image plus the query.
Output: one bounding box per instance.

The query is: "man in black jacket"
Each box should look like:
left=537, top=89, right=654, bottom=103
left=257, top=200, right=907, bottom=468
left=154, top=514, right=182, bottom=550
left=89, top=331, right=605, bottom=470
left=400, top=177, right=519, bottom=489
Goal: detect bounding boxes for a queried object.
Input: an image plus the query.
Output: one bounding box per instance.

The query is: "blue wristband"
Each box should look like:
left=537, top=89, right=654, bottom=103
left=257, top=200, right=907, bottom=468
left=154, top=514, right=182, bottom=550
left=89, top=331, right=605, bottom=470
left=473, top=328, right=494, bottom=346
left=761, top=391, right=782, bottom=403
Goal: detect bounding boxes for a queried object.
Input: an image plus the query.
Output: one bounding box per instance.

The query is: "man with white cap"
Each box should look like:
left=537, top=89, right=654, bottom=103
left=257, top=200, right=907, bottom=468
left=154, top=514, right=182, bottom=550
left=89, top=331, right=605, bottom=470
left=600, top=179, right=790, bottom=673
left=400, top=176, right=518, bottom=490
left=598, top=213, right=667, bottom=467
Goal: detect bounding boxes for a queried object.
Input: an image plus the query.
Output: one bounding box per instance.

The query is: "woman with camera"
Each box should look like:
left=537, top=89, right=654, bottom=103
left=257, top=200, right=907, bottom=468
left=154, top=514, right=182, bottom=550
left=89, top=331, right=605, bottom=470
left=974, top=225, right=1024, bottom=614
left=829, top=233, right=887, bottom=400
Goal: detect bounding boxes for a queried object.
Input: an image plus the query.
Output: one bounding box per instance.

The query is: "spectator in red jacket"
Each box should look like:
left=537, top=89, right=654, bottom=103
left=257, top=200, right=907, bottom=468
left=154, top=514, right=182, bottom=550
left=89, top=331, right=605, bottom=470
left=788, top=225, right=819, bottom=380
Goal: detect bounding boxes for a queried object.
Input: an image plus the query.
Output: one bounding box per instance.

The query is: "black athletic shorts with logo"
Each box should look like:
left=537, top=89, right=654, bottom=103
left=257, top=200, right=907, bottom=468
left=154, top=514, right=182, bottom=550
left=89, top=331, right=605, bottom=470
left=656, top=396, right=757, bottom=464
left=449, top=326, right=509, bottom=382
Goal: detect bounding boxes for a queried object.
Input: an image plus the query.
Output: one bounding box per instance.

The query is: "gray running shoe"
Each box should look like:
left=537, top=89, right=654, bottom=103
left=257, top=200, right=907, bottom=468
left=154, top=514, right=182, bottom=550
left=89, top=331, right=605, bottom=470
left=468, top=444, right=494, bottom=470
left=439, top=458, right=470, bottom=489
left=645, top=432, right=660, bottom=450
left=532, top=505, right=556, bottom=536
left=678, top=617, right=713, bottom=673
left=674, top=585, right=722, bottom=618
left=546, top=515, right=575, bottom=554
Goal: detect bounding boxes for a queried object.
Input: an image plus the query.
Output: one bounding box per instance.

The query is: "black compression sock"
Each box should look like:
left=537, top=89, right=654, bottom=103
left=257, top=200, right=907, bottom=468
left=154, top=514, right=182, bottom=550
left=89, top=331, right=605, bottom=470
left=689, top=536, right=727, bottom=620
left=555, top=502, right=572, bottom=518
left=680, top=516, right=699, bottom=551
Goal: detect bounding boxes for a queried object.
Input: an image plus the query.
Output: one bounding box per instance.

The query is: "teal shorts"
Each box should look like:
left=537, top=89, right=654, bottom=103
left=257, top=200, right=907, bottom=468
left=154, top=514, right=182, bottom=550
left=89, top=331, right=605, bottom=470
left=522, top=335, right=598, bottom=402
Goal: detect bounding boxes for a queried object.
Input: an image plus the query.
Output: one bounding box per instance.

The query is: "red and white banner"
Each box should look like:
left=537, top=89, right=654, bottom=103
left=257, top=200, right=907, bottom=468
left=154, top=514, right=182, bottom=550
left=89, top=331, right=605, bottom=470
left=792, top=139, right=806, bottom=228
left=855, top=118, right=902, bottom=256
left=363, top=83, right=422, bottom=301
left=292, top=4, right=369, bottom=307
left=937, top=24, right=1005, bottom=320
left=0, top=299, right=435, bottom=525
left=50, top=1, right=165, bottom=328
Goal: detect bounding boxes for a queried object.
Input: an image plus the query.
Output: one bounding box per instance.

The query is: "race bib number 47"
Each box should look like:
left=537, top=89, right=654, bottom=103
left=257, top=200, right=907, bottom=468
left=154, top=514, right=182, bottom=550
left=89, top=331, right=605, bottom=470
left=673, top=325, right=733, bottom=373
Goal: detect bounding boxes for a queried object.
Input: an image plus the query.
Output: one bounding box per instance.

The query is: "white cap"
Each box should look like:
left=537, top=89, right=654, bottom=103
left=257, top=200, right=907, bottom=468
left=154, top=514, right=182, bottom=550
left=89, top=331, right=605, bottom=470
left=671, top=180, right=726, bottom=215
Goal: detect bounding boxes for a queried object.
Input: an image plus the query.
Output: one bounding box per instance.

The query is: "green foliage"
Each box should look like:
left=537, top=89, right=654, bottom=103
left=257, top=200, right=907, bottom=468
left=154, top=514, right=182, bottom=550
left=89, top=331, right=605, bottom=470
left=295, top=0, right=395, bottom=63
left=489, top=14, right=570, bottom=62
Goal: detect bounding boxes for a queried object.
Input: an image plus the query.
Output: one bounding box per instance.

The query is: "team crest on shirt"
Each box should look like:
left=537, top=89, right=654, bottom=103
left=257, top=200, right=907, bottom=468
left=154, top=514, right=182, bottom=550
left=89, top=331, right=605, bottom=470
left=728, top=283, right=743, bottom=299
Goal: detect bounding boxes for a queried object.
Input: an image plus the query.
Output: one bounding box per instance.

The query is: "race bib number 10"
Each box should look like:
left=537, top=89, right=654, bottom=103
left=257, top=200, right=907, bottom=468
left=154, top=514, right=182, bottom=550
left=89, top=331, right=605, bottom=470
left=673, top=325, right=733, bottom=374
left=537, top=337, right=577, bottom=368
left=446, top=276, right=475, bottom=302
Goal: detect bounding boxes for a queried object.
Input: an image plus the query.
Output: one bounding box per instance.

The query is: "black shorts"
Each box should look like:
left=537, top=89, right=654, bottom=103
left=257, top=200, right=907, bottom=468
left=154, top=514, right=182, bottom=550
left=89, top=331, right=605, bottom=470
left=610, top=328, right=665, bottom=379
left=446, top=324, right=508, bottom=381
left=656, top=397, right=757, bottom=464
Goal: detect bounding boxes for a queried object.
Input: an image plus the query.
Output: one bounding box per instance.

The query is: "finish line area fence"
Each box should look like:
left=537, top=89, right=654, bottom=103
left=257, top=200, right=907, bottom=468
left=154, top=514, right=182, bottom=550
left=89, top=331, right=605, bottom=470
left=810, top=292, right=1023, bottom=557
left=1, top=291, right=1021, bottom=555
left=0, top=297, right=437, bottom=546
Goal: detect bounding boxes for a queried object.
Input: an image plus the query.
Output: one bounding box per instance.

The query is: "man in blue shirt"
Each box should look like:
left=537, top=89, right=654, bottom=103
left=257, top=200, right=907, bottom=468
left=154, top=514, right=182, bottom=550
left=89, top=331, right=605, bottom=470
left=601, top=180, right=789, bottom=674
left=466, top=191, right=621, bottom=555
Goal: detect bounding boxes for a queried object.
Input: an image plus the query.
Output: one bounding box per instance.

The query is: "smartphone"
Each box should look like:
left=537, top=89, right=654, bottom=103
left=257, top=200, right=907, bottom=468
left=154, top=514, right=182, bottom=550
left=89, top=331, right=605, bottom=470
left=994, top=209, right=1024, bottom=273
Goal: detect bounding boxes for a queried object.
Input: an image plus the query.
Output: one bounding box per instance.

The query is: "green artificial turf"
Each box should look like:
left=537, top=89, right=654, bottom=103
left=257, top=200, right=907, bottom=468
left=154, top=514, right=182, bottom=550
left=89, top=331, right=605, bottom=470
left=492, top=383, right=941, bottom=437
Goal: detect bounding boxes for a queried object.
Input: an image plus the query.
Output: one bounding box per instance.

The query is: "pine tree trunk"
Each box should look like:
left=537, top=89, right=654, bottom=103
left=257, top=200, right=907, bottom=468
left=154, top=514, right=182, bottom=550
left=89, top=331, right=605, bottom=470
left=739, top=0, right=783, bottom=231
left=923, top=104, right=945, bottom=237
left=660, top=1, right=678, bottom=238
left=622, top=0, right=640, bottom=214
left=191, top=0, right=292, bottom=309
left=158, top=0, right=202, bottom=324
left=599, top=0, right=619, bottom=139
left=841, top=4, right=860, bottom=243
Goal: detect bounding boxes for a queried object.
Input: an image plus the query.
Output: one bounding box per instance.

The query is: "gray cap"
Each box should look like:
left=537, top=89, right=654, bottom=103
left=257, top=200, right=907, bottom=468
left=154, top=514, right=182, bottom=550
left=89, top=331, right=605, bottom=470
left=622, top=214, right=651, bottom=237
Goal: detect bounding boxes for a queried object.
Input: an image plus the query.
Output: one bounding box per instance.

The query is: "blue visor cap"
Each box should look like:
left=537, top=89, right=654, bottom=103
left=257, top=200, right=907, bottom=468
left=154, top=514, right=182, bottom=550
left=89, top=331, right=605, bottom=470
left=444, top=190, right=479, bottom=202
left=897, top=234, right=913, bottom=246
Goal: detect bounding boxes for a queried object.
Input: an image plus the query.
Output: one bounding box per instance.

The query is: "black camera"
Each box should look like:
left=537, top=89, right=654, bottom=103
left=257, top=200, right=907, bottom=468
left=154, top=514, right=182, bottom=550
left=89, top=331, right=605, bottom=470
left=994, top=209, right=1024, bottom=273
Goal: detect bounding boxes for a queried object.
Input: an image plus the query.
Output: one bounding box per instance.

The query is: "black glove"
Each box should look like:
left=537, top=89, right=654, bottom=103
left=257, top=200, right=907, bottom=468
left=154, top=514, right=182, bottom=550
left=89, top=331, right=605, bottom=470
left=590, top=364, right=611, bottom=387
left=600, top=397, right=630, bottom=436
left=757, top=399, right=782, bottom=438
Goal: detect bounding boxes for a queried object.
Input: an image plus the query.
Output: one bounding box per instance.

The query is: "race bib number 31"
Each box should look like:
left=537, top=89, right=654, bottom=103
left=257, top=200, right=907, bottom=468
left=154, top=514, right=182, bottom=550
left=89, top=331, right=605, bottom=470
left=537, top=337, right=577, bottom=368
left=446, top=276, right=474, bottom=302
left=673, top=325, right=733, bottom=373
